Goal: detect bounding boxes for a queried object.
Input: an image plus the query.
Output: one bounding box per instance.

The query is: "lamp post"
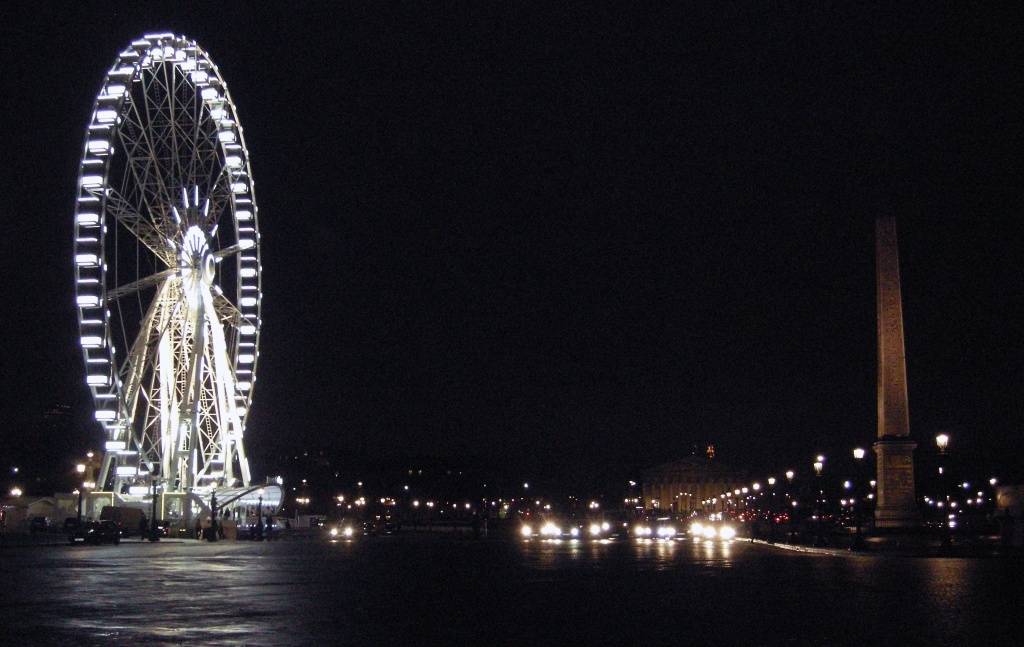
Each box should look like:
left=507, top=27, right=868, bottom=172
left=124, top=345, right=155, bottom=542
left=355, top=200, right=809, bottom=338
left=786, top=470, right=795, bottom=543
left=150, top=472, right=160, bottom=542
left=767, top=477, right=777, bottom=544
left=936, top=434, right=952, bottom=553
left=852, top=448, right=867, bottom=551
left=813, top=456, right=825, bottom=547
left=208, top=490, right=219, bottom=542
left=75, top=451, right=98, bottom=525
left=76, top=463, right=87, bottom=523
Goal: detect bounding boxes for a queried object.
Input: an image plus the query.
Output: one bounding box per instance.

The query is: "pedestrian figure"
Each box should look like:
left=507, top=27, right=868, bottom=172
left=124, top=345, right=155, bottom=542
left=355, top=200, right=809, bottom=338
left=195, top=517, right=202, bottom=540
left=139, top=514, right=148, bottom=539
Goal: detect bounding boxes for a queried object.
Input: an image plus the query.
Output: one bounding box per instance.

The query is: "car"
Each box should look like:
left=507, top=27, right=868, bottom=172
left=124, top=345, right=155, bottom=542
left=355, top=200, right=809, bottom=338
left=587, top=511, right=632, bottom=540
left=154, top=519, right=175, bottom=537
left=328, top=522, right=359, bottom=540
left=69, top=520, right=121, bottom=545
left=139, top=519, right=174, bottom=538
left=689, top=521, right=737, bottom=541
left=29, top=516, right=49, bottom=533
left=520, top=515, right=584, bottom=540
left=632, top=511, right=682, bottom=540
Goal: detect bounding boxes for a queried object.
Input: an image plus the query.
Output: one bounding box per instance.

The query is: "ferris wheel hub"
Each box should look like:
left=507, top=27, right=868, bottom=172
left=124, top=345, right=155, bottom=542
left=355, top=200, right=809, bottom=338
left=180, top=225, right=215, bottom=307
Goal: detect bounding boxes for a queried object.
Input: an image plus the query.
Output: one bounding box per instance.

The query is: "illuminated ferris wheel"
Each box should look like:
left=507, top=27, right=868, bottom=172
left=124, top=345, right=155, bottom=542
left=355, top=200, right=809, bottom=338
left=73, top=34, right=261, bottom=496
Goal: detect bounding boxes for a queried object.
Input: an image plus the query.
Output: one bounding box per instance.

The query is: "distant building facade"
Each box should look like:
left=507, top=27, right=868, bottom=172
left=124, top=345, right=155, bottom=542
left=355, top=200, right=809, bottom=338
left=642, top=455, right=749, bottom=515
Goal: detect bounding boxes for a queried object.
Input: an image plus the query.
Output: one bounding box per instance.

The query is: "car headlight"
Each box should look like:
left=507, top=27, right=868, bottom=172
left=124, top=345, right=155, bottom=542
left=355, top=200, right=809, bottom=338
left=570, top=527, right=579, bottom=537
left=657, top=526, right=676, bottom=537
left=590, top=524, right=602, bottom=536
left=521, top=525, right=533, bottom=538
left=691, top=522, right=704, bottom=536
left=541, top=523, right=561, bottom=537
left=343, top=527, right=354, bottom=537
left=602, top=522, right=610, bottom=531
left=330, top=527, right=338, bottom=537
left=719, top=525, right=736, bottom=540
left=702, top=525, right=717, bottom=539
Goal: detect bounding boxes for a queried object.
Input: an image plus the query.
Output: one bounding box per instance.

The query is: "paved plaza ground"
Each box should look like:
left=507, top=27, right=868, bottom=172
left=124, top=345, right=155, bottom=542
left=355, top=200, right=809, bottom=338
left=1, top=533, right=1021, bottom=646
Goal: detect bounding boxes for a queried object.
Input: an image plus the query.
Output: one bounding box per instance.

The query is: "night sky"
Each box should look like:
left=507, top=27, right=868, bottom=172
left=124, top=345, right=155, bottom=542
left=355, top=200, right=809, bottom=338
left=1, top=4, right=1021, bottom=492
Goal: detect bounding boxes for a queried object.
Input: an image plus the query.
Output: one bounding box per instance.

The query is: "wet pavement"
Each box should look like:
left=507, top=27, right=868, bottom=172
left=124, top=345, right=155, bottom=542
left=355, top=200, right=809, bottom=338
left=1, top=534, right=1021, bottom=646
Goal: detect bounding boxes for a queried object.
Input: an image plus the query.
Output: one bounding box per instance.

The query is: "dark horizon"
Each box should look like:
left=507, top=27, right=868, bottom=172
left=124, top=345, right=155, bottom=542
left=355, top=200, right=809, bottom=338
left=2, top=4, right=1022, bottom=495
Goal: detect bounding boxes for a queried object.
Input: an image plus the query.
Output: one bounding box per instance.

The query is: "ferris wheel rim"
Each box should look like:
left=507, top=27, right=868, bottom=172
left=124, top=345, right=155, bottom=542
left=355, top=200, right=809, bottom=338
left=73, top=33, right=262, bottom=492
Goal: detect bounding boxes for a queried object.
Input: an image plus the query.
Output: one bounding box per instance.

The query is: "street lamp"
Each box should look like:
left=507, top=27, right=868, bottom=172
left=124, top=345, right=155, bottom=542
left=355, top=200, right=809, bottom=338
left=813, top=456, right=825, bottom=547
left=208, top=490, right=219, bottom=542
left=76, top=463, right=87, bottom=523
left=149, top=471, right=160, bottom=542
left=936, top=434, right=952, bottom=553
left=785, top=470, right=795, bottom=543
left=852, top=448, right=866, bottom=551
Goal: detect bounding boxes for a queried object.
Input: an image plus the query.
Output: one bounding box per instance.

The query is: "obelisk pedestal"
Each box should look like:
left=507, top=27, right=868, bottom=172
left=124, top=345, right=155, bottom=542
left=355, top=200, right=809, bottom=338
left=873, top=218, right=920, bottom=529
left=873, top=436, right=919, bottom=527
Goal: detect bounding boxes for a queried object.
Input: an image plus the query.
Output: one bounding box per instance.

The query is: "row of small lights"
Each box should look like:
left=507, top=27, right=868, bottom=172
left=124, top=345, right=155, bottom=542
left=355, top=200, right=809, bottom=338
left=324, top=495, right=606, bottom=512
left=695, top=452, right=869, bottom=515
left=717, top=436, right=1001, bottom=519
left=282, top=435, right=1002, bottom=516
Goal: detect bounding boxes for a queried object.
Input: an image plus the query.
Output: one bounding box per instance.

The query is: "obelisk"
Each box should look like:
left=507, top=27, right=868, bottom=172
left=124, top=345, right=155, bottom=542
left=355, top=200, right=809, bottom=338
left=873, top=218, right=920, bottom=528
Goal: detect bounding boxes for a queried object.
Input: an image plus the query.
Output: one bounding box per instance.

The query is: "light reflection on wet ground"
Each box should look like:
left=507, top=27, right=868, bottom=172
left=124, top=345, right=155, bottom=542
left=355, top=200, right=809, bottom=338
left=1, top=536, right=1021, bottom=645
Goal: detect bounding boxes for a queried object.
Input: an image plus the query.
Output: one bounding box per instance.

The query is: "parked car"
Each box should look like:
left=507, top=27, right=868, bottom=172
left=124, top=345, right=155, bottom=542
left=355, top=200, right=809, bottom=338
left=69, top=520, right=121, bottom=545
left=100, top=506, right=144, bottom=538
left=29, top=516, right=49, bottom=533
left=154, top=519, right=175, bottom=537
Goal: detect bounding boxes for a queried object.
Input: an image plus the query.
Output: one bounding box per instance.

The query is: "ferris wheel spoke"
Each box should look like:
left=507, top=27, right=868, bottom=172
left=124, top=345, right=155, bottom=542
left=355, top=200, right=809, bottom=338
left=200, top=169, right=233, bottom=231
left=107, top=267, right=177, bottom=302
left=142, top=67, right=180, bottom=214
left=211, top=292, right=256, bottom=331
left=122, top=89, right=171, bottom=229
left=125, top=68, right=198, bottom=236
left=106, top=189, right=176, bottom=265
left=211, top=237, right=255, bottom=261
